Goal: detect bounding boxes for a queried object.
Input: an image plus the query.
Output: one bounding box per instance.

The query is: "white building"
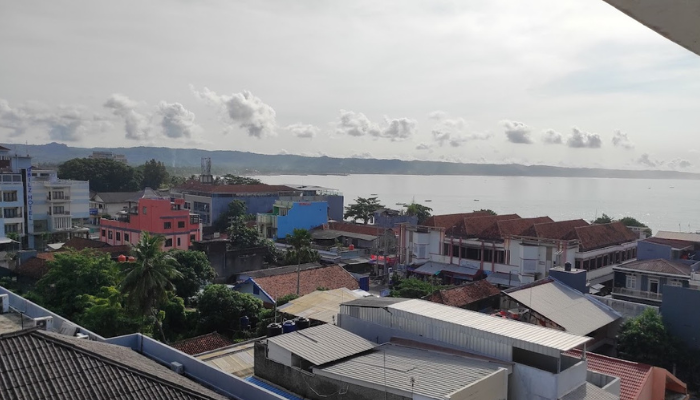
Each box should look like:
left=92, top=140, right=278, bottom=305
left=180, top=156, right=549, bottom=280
left=397, top=212, right=639, bottom=287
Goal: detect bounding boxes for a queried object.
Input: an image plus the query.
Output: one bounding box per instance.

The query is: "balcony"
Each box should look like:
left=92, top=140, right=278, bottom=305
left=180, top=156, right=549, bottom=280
left=47, top=210, right=71, bottom=216
left=612, top=287, right=663, bottom=302
left=47, top=195, right=70, bottom=202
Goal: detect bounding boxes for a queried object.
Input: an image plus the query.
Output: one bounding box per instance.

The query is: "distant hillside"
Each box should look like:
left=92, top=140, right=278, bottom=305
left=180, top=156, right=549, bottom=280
left=3, top=142, right=699, bottom=180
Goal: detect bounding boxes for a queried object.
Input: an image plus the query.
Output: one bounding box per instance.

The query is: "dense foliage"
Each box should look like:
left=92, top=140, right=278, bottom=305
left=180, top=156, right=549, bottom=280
left=58, top=158, right=139, bottom=192
left=285, top=229, right=319, bottom=266
left=218, top=174, right=262, bottom=185
left=593, top=213, right=652, bottom=235
left=197, top=285, right=263, bottom=337
left=475, top=209, right=497, bottom=215
left=344, top=196, right=384, bottom=224
left=390, top=276, right=445, bottom=298
left=213, top=200, right=248, bottom=232
left=169, top=249, right=217, bottom=302
left=404, top=202, right=433, bottom=224
left=137, top=159, right=170, bottom=189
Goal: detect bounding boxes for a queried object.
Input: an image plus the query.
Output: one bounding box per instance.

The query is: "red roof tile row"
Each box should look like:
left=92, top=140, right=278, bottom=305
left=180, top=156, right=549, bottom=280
left=253, top=265, right=359, bottom=301
left=171, top=332, right=233, bottom=356
left=575, top=222, right=639, bottom=252
left=566, top=349, right=651, bottom=400
left=325, top=221, right=391, bottom=236
left=423, top=211, right=492, bottom=230
left=423, top=280, right=501, bottom=308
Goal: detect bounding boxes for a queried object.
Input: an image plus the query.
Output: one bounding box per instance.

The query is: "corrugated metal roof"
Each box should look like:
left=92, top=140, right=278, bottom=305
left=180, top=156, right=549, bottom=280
left=311, top=229, right=377, bottom=241
left=196, top=342, right=256, bottom=378
left=654, top=231, right=700, bottom=243
left=278, top=288, right=365, bottom=324
left=266, top=324, right=376, bottom=366
left=413, top=261, right=479, bottom=276
left=314, top=343, right=503, bottom=399
left=561, top=382, right=618, bottom=400
left=504, top=279, right=621, bottom=335
left=486, top=271, right=521, bottom=287
left=387, top=299, right=591, bottom=355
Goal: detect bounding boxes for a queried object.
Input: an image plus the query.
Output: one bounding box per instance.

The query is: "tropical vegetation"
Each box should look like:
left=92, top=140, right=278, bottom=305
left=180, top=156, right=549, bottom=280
left=344, top=196, right=384, bottom=224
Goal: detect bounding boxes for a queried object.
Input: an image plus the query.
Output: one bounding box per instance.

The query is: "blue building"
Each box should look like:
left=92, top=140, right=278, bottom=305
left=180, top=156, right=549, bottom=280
left=174, top=181, right=343, bottom=228
left=0, top=146, right=32, bottom=249
left=256, top=200, right=328, bottom=239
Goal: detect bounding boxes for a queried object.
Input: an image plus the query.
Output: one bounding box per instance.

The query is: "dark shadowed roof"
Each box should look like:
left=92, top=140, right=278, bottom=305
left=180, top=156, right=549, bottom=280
left=575, top=222, right=638, bottom=252
left=479, top=216, right=553, bottom=240
left=62, top=237, right=110, bottom=250
left=423, top=211, right=491, bottom=230
left=325, top=221, right=392, bottom=236
left=0, top=329, right=229, bottom=400
left=523, top=219, right=590, bottom=240
left=423, top=280, right=501, bottom=308
left=252, top=265, right=359, bottom=300
left=449, top=214, right=521, bottom=237
left=92, top=191, right=142, bottom=203
left=243, top=263, right=326, bottom=278
left=176, top=182, right=294, bottom=195
left=614, top=258, right=693, bottom=276
left=172, top=332, right=233, bottom=356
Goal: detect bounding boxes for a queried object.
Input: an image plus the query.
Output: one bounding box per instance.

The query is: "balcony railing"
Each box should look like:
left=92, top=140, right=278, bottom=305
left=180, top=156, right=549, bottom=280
left=47, top=195, right=70, bottom=201
left=612, top=287, right=663, bottom=301
left=48, top=210, right=71, bottom=216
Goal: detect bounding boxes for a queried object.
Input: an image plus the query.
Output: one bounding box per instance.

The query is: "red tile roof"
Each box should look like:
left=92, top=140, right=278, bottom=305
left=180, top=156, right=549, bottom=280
left=523, top=219, right=590, bottom=240
left=575, top=222, right=639, bottom=252
left=482, top=216, right=553, bottom=240
left=423, top=280, right=501, bottom=308
left=615, top=258, right=692, bottom=276
left=450, top=214, right=522, bottom=238
left=566, top=349, right=651, bottom=400
left=16, top=254, right=54, bottom=280
left=252, top=265, right=359, bottom=301
left=62, top=237, right=110, bottom=251
left=423, top=211, right=492, bottom=230
left=326, top=221, right=391, bottom=236
left=176, top=182, right=294, bottom=195
left=171, top=332, right=234, bottom=356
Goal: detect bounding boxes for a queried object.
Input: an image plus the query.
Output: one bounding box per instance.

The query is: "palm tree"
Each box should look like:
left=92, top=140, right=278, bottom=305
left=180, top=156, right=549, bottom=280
left=120, top=232, right=182, bottom=342
left=286, top=229, right=315, bottom=295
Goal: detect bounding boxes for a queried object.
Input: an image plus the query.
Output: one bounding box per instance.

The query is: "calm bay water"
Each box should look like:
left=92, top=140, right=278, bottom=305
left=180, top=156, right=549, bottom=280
left=252, top=174, right=700, bottom=234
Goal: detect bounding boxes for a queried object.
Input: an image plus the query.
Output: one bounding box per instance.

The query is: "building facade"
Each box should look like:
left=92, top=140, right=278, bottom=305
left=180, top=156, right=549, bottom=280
left=99, top=190, right=201, bottom=250
left=0, top=146, right=31, bottom=249
left=612, top=258, right=700, bottom=305
left=256, top=200, right=328, bottom=240
left=88, top=150, right=127, bottom=163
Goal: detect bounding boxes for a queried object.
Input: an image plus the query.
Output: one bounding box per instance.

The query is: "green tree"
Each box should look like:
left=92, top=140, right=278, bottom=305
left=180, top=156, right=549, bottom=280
left=228, top=217, right=261, bottom=250
left=139, top=159, right=169, bottom=189
left=404, top=202, right=433, bottom=224
left=213, top=200, right=248, bottom=232
left=120, top=232, right=183, bottom=342
left=617, top=308, right=677, bottom=368
left=168, top=250, right=217, bottom=302
left=76, top=286, right=148, bottom=338
left=390, top=277, right=443, bottom=299
left=58, top=158, right=139, bottom=192
left=276, top=293, right=299, bottom=307
left=475, top=209, right=497, bottom=215
left=34, top=250, right=120, bottom=320
left=220, top=174, right=262, bottom=185
left=619, top=216, right=652, bottom=236
left=197, top=284, right=263, bottom=337
left=344, top=197, right=384, bottom=224
left=168, top=175, right=187, bottom=187
left=285, top=229, right=318, bottom=295
left=593, top=213, right=614, bottom=224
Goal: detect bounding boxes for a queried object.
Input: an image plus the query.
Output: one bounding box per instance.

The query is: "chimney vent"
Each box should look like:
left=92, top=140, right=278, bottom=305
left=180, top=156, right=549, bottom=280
left=564, top=262, right=572, bottom=272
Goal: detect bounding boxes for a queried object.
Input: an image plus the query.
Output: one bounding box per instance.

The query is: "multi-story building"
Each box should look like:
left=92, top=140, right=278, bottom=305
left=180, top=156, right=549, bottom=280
left=256, top=199, right=328, bottom=240
left=99, top=189, right=201, bottom=250
left=173, top=180, right=343, bottom=227
left=398, top=212, right=639, bottom=287
left=29, top=169, right=90, bottom=250
left=0, top=146, right=31, bottom=250
left=89, top=189, right=170, bottom=225
left=88, top=150, right=127, bottom=164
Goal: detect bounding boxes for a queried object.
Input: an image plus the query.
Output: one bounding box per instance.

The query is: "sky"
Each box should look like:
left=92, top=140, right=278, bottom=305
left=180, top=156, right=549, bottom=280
left=1, top=0, right=700, bottom=171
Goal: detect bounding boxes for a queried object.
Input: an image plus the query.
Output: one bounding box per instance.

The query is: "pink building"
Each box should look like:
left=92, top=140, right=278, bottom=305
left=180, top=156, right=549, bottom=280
left=99, top=189, right=201, bottom=250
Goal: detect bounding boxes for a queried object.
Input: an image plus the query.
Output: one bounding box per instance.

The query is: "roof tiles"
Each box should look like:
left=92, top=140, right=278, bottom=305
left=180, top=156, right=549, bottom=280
left=423, top=211, right=492, bottom=230
left=325, top=221, right=391, bottom=236
left=526, top=219, right=590, bottom=240
left=566, top=349, right=651, bottom=400
left=423, top=280, right=501, bottom=308
left=575, top=222, right=638, bottom=252
left=615, top=258, right=693, bottom=276
left=253, top=265, right=359, bottom=300
left=171, top=332, right=234, bottom=356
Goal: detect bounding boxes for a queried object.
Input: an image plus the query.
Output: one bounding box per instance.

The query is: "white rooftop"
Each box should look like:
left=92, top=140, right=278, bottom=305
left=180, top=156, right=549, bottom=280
left=655, top=231, right=700, bottom=243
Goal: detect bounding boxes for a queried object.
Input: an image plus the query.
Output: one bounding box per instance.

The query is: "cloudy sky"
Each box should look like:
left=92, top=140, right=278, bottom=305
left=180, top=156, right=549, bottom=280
left=1, top=0, right=699, bottom=171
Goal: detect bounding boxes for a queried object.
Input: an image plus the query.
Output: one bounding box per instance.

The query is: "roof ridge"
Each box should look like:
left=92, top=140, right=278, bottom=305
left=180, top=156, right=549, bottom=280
left=29, top=331, right=223, bottom=400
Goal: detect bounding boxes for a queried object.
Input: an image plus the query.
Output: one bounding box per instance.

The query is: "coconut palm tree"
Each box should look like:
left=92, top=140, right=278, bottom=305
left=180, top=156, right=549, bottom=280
left=120, top=232, right=182, bottom=342
left=285, top=229, right=316, bottom=295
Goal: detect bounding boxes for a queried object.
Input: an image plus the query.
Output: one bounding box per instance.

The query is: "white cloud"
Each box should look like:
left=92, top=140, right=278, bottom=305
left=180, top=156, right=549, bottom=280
left=542, top=129, right=563, bottom=144
left=636, top=153, right=658, bottom=168
left=431, top=114, right=492, bottom=147
left=501, top=120, right=533, bottom=144
left=335, top=110, right=416, bottom=141
left=382, top=117, right=417, bottom=141
left=567, top=127, right=602, bottom=149
left=157, top=101, right=199, bottom=139
left=427, top=110, right=448, bottom=121
left=285, top=123, right=319, bottom=139
left=611, top=130, right=634, bottom=150
left=104, top=94, right=151, bottom=140
left=0, top=98, right=104, bottom=141
left=191, top=86, right=276, bottom=138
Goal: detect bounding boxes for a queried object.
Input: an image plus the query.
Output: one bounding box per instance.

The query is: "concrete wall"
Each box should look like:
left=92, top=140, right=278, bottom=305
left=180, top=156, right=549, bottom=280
left=276, top=201, right=327, bottom=239
left=267, top=341, right=293, bottom=366
left=192, top=241, right=266, bottom=283
left=661, top=285, right=700, bottom=349
left=637, top=240, right=672, bottom=261
left=591, top=295, right=657, bottom=320
left=211, top=194, right=280, bottom=221
left=449, top=368, right=508, bottom=400
left=587, top=371, right=621, bottom=398
left=254, top=341, right=408, bottom=400
left=325, top=195, right=344, bottom=222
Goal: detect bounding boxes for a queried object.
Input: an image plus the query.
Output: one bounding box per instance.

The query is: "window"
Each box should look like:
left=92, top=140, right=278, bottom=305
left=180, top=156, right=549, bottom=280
left=142, top=206, right=147, bottom=215
left=2, top=191, right=18, bottom=202
left=101, top=229, right=106, bottom=237
left=116, top=232, right=121, bottom=241
left=668, top=280, right=682, bottom=287
left=53, top=206, right=65, bottom=215
left=3, top=208, right=18, bottom=218
left=164, top=238, right=173, bottom=247
left=108, top=231, right=113, bottom=239
left=177, top=237, right=181, bottom=247
left=190, top=215, right=200, bottom=224
left=190, top=234, right=196, bottom=242
left=649, top=279, right=659, bottom=293
left=253, top=285, right=260, bottom=295
left=124, top=233, right=130, bottom=243
left=164, top=222, right=172, bottom=229
left=626, top=275, right=636, bottom=289
left=178, top=221, right=185, bottom=228
left=4, top=224, right=19, bottom=234
left=184, top=202, right=191, bottom=210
